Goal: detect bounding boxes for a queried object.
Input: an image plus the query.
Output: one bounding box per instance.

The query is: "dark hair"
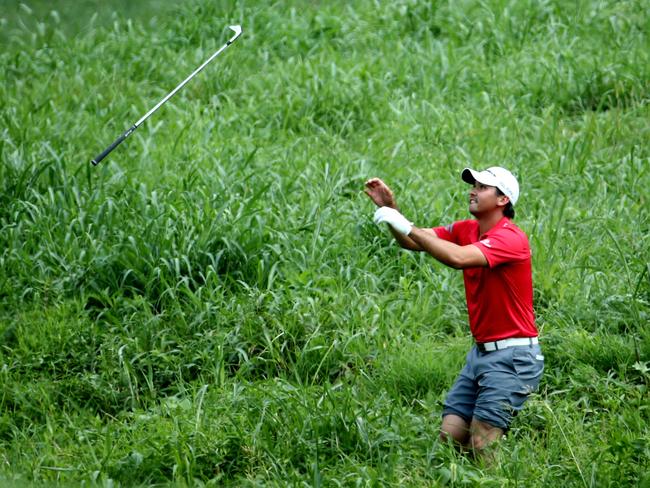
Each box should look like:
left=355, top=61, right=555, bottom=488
left=496, top=188, right=515, bottom=219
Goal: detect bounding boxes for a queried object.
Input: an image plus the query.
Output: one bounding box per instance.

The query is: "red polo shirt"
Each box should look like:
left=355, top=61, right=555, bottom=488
left=433, top=217, right=537, bottom=342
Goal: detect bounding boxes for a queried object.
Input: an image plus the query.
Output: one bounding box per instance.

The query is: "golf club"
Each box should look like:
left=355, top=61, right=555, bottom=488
left=91, top=24, right=242, bottom=166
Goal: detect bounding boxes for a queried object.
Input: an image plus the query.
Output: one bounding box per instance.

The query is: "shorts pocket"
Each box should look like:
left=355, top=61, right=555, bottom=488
left=512, top=347, right=544, bottom=390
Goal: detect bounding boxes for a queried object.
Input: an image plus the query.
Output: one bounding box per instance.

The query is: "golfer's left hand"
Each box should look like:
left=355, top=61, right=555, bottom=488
left=373, top=207, right=413, bottom=236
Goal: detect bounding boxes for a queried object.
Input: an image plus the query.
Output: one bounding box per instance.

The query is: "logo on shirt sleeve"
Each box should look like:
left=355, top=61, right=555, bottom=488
left=480, top=238, right=492, bottom=248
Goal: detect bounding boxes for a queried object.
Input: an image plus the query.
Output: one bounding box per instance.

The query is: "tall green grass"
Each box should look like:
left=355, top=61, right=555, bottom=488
left=1, top=0, right=649, bottom=485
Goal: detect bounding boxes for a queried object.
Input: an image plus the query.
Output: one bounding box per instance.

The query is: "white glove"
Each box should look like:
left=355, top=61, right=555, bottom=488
left=373, top=206, right=413, bottom=236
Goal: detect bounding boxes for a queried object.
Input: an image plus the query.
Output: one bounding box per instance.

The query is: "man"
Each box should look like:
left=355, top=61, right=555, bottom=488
left=365, top=167, right=544, bottom=457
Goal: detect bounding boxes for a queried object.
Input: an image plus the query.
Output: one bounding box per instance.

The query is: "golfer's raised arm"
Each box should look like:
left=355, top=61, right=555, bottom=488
left=387, top=224, right=425, bottom=251
left=365, top=178, right=423, bottom=251
left=408, top=227, right=488, bottom=268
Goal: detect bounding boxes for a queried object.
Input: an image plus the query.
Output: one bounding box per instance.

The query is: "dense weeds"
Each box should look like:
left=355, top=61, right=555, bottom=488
left=1, top=0, right=649, bottom=485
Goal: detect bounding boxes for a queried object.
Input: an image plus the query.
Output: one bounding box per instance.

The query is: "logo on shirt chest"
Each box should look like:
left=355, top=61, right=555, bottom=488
left=480, top=238, right=492, bottom=248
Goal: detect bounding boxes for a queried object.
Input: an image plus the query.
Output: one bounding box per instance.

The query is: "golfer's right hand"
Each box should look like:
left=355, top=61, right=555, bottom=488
left=364, top=178, right=397, bottom=208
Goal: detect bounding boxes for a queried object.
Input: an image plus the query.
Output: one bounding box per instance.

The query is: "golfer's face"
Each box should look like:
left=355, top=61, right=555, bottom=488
left=469, top=182, right=500, bottom=215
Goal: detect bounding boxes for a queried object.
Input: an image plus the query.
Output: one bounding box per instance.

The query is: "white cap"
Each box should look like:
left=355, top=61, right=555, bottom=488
left=461, top=166, right=520, bottom=205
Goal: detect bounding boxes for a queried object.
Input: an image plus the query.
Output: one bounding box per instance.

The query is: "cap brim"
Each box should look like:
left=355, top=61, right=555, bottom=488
left=461, top=167, right=500, bottom=187
left=461, top=168, right=478, bottom=184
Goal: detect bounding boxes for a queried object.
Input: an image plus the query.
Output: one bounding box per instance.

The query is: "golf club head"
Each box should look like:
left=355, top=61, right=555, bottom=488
left=228, top=25, right=242, bottom=44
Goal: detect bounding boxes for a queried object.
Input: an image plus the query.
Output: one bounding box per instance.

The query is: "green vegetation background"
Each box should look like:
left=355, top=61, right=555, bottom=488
left=1, top=0, right=648, bottom=486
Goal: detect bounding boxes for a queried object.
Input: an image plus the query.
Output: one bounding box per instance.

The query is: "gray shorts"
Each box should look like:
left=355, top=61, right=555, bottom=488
left=442, top=344, right=544, bottom=430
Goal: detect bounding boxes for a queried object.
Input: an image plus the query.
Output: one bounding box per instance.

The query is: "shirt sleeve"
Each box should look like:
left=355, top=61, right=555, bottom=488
left=432, top=223, right=454, bottom=242
left=433, top=220, right=473, bottom=244
left=473, top=226, right=530, bottom=267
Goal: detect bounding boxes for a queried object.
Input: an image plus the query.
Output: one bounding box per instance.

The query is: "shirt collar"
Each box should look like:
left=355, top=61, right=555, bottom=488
left=478, top=216, right=511, bottom=239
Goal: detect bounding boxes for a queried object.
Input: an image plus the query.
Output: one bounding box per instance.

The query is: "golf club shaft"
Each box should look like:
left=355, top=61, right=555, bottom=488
left=91, top=25, right=242, bottom=166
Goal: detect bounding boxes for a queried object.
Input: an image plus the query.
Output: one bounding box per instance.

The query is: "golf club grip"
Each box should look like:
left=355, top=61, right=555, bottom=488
left=91, top=126, right=136, bottom=165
